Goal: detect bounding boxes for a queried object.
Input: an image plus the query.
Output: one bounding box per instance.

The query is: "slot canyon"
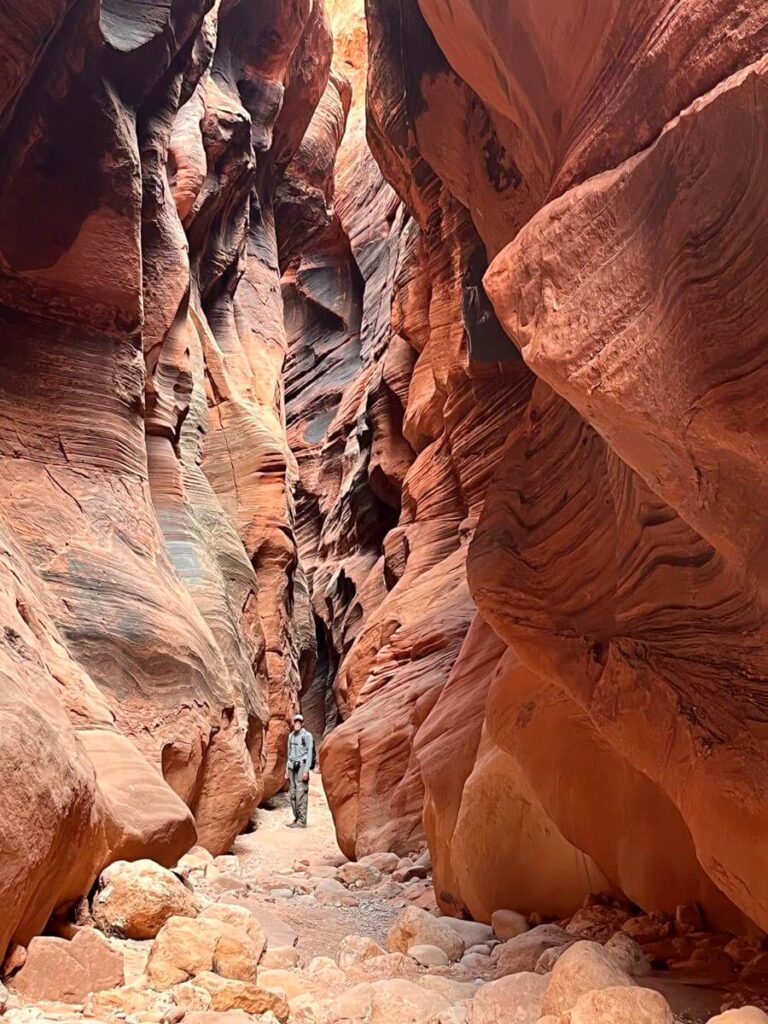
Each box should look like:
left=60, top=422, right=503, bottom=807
left=1, top=0, right=768, bottom=1022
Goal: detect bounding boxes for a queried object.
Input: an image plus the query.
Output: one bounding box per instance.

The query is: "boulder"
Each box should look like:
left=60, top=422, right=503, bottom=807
left=388, top=907, right=466, bottom=962
left=336, top=863, right=384, bottom=889
left=707, top=1012, right=768, bottom=1023
left=465, top=972, right=548, bottom=1024
left=569, top=985, right=673, bottom=1023
left=146, top=915, right=260, bottom=989
left=9, top=928, right=124, bottom=1003
left=198, top=904, right=266, bottom=961
left=491, top=911, right=529, bottom=942
left=411, top=945, right=451, bottom=967
left=338, top=935, right=387, bottom=970
left=535, top=947, right=567, bottom=974
left=493, top=926, right=572, bottom=975
left=259, top=946, right=300, bottom=969
left=191, top=971, right=289, bottom=1021
left=171, top=982, right=214, bottom=1013
left=85, top=983, right=174, bottom=1018
left=184, top=1013, right=253, bottom=1024
left=175, top=847, right=217, bottom=883
left=359, top=853, right=401, bottom=874
left=443, top=920, right=495, bottom=947
left=324, top=977, right=451, bottom=1024
left=257, top=968, right=309, bottom=1000
left=603, top=932, right=650, bottom=977
left=92, top=859, right=201, bottom=940
left=541, top=941, right=635, bottom=1016
left=565, top=904, right=634, bottom=943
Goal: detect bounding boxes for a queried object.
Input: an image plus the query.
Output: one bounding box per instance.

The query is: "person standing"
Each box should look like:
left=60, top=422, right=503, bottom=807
left=285, top=713, right=315, bottom=828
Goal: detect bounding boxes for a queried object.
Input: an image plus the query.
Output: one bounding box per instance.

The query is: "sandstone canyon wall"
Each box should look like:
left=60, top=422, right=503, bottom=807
left=3, top=0, right=768, bottom=961
left=314, top=0, right=768, bottom=940
left=0, top=0, right=330, bottom=958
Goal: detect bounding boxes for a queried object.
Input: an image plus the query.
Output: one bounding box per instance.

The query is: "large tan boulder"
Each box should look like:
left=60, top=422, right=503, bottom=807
left=9, top=929, right=124, bottom=1003
left=541, top=942, right=634, bottom=1016
left=708, top=1012, right=768, bottom=1023
left=466, top=973, right=548, bottom=1024
left=191, top=971, right=289, bottom=1021
left=324, top=978, right=453, bottom=1024
left=198, top=904, right=266, bottom=961
left=443, top=920, right=495, bottom=947
left=92, top=859, right=201, bottom=940
left=568, top=986, right=673, bottom=1023
left=146, top=915, right=260, bottom=989
left=388, top=907, right=466, bottom=962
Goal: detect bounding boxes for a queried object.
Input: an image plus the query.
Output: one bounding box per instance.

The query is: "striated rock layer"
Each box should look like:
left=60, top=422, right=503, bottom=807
left=0, top=0, right=330, bottom=957
left=316, top=0, right=768, bottom=940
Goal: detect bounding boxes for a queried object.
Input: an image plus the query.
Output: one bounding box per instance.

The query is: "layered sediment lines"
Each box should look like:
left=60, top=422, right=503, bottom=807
left=316, top=0, right=768, bottom=937
left=0, top=0, right=330, bottom=957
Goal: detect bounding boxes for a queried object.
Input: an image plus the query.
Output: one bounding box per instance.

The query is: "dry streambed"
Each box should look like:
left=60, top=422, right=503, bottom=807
left=1, top=784, right=766, bottom=1024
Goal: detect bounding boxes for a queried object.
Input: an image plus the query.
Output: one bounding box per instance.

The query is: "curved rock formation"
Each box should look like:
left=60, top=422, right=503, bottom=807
left=0, top=0, right=329, bottom=958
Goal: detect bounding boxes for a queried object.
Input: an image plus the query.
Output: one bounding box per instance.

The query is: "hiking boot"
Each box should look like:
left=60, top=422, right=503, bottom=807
left=286, top=821, right=299, bottom=828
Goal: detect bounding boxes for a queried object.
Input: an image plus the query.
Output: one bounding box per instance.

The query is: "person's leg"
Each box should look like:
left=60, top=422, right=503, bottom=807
left=298, top=776, right=309, bottom=826
left=289, top=769, right=298, bottom=822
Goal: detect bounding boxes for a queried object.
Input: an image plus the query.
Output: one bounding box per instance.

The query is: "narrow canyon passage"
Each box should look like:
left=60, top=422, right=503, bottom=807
left=1, top=0, right=768, bottom=1022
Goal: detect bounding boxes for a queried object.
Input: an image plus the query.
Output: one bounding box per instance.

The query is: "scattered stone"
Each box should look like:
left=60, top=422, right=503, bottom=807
left=541, top=940, right=635, bottom=1016
left=491, top=910, right=529, bottom=942
left=338, top=935, right=387, bottom=970
left=92, top=859, right=201, bottom=940
left=146, top=915, right=260, bottom=989
left=9, top=928, right=124, bottom=1003
left=535, top=946, right=566, bottom=974
left=172, top=982, right=214, bottom=1013
left=175, top=847, right=217, bottom=883
left=465, top=945, right=491, bottom=956
left=359, top=853, right=400, bottom=874
left=228, top=903, right=298, bottom=949
left=725, top=937, right=763, bottom=966
left=465, top=972, right=547, bottom=1023
left=674, top=903, right=705, bottom=935
left=707, top=1011, right=768, bottom=1023
left=621, top=912, right=673, bottom=944
left=459, top=952, right=492, bottom=973
left=394, top=864, right=429, bottom=883
left=259, top=946, right=300, bottom=969
left=323, top=977, right=451, bottom=1024
left=568, top=985, right=673, bottom=1023
left=199, top=904, right=266, bottom=960
left=604, top=931, right=650, bottom=976
left=2, top=945, right=26, bottom=978
left=85, top=984, right=172, bottom=1018
left=268, top=888, right=294, bottom=900
left=313, top=878, right=348, bottom=905
left=388, top=907, right=465, bottom=962
left=191, top=971, right=289, bottom=1021
left=430, top=1005, right=469, bottom=1024
left=336, top=863, right=384, bottom=889
left=565, top=902, right=634, bottom=943
left=410, top=945, right=450, bottom=968
left=492, top=925, right=572, bottom=975
left=184, top=1012, right=252, bottom=1024
left=442, top=920, right=494, bottom=948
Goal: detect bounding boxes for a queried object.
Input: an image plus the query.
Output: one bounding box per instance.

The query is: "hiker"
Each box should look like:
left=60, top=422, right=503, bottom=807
left=285, top=713, right=315, bottom=828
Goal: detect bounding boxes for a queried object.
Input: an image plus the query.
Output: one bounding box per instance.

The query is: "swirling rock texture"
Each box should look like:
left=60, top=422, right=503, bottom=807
left=4, top=0, right=768, bottom=966
left=318, top=0, right=768, bottom=941
left=0, top=0, right=330, bottom=958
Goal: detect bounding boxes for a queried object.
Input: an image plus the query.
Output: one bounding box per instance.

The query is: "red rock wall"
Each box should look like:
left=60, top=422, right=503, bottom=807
left=0, top=0, right=330, bottom=958
left=313, top=0, right=768, bottom=938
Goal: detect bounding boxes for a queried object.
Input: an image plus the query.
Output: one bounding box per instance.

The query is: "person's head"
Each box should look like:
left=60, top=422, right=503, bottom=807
left=293, top=713, right=304, bottom=732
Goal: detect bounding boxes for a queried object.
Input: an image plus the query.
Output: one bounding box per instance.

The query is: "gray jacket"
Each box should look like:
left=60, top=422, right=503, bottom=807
left=287, top=727, right=314, bottom=774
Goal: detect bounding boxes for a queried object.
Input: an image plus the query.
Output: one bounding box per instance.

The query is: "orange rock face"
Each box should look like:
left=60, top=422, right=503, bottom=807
left=315, top=0, right=768, bottom=939
left=0, top=0, right=331, bottom=958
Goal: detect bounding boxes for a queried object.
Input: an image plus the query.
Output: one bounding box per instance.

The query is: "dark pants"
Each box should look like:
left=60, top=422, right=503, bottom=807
left=289, top=767, right=309, bottom=824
